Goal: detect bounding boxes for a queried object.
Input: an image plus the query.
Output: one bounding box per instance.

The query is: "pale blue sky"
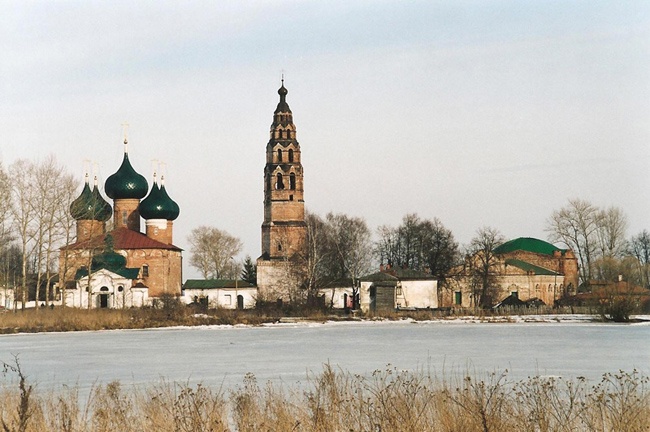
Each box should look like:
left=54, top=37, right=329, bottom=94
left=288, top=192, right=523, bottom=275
left=1, top=1, right=648, bottom=279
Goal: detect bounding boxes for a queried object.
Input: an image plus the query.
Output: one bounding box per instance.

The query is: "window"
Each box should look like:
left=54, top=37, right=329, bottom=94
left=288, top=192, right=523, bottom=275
left=289, top=195, right=293, bottom=201
left=278, top=243, right=282, bottom=251
left=396, top=286, right=403, bottom=296
left=288, top=149, right=294, bottom=162
left=277, top=149, right=283, bottom=162
left=535, top=284, right=540, bottom=292
left=289, top=173, right=296, bottom=190
left=122, top=210, right=128, bottom=226
left=142, top=264, right=149, bottom=278
left=455, top=291, right=462, bottom=305
left=224, top=294, right=232, bottom=305
left=118, top=286, right=124, bottom=292
left=275, top=173, right=284, bottom=189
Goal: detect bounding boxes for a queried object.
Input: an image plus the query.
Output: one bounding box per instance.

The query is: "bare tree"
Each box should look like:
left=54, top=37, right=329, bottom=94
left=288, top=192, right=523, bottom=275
left=628, top=230, right=650, bottom=288
left=465, top=226, right=505, bottom=308
left=187, top=226, right=243, bottom=279
left=324, top=213, right=373, bottom=299
left=0, top=162, right=12, bottom=249
left=8, top=160, right=37, bottom=310
left=596, top=206, right=628, bottom=259
left=303, top=210, right=330, bottom=294
left=546, top=199, right=600, bottom=287
left=29, top=156, right=77, bottom=309
left=374, top=214, right=459, bottom=278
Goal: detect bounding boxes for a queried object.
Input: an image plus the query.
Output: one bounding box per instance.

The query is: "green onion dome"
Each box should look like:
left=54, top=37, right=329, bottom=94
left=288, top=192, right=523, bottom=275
left=105, top=150, right=148, bottom=200
left=92, top=250, right=127, bottom=271
left=92, top=234, right=126, bottom=271
left=139, top=176, right=180, bottom=221
left=70, top=175, right=112, bottom=221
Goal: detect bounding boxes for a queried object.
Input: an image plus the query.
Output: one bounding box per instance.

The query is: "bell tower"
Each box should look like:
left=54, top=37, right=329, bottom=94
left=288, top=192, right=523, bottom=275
left=257, top=81, right=307, bottom=300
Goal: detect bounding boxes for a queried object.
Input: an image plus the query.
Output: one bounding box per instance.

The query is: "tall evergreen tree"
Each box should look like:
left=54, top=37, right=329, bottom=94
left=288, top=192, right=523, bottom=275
left=241, top=255, right=257, bottom=285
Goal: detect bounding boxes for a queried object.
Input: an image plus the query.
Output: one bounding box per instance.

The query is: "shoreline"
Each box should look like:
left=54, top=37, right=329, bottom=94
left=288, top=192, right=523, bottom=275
left=2, top=312, right=649, bottom=337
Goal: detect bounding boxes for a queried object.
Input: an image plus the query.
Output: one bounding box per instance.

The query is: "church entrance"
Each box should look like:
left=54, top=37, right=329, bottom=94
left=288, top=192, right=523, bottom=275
left=99, top=287, right=109, bottom=308
left=237, top=295, right=244, bottom=310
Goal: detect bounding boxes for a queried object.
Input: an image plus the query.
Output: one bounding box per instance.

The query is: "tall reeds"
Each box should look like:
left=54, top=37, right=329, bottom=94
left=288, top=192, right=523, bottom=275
left=0, top=359, right=647, bottom=432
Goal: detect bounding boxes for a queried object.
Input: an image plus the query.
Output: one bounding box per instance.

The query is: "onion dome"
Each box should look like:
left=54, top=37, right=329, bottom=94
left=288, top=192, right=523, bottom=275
left=92, top=250, right=127, bottom=271
left=275, top=82, right=290, bottom=113
left=70, top=175, right=112, bottom=221
left=105, top=142, right=148, bottom=200
left=92, top=234, right=126, bottom=271
left=139, top=175, right=180, bottom=221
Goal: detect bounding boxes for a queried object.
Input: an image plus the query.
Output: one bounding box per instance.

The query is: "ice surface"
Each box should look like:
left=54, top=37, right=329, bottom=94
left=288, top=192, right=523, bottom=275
left=0, top=318, right=647, bottom=391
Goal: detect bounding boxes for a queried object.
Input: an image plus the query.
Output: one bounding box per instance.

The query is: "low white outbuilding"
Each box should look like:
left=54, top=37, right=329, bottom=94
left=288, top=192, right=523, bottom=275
left=182, top=279, right=257, bottom=309
left=359, top=267, right=438, bottom=313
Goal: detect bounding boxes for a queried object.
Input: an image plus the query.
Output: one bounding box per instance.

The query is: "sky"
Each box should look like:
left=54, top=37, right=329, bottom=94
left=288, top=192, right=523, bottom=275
left=1, top=1, right=649, bottom=280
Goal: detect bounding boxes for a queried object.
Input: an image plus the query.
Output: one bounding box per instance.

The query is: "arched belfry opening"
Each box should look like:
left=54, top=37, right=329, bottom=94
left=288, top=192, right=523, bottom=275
left=288, top=149, right=294, bottom=162
left=275, top=172, right=284, bottom=190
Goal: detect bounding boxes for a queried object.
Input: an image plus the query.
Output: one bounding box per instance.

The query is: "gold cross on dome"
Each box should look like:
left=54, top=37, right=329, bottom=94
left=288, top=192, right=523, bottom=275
left=121, top=122, right=130, bottom=142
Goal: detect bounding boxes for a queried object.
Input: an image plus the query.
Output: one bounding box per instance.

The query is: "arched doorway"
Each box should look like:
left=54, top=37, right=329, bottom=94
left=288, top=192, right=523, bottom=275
left=237, top=295, right=244, bottom=310
left=99, top=286, right=110, bottom=308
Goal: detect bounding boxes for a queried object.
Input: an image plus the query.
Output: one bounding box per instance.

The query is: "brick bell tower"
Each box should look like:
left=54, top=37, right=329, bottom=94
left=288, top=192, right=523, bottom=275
left=257, top=80, right=307, bottom=301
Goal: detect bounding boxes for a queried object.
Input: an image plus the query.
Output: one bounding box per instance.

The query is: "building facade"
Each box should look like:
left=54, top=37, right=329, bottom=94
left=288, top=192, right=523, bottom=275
left=182, top=279, right=257, bottom=309
left=59, top=138, right=182, bottom=308
left=442, top=237, right=579, bottom=308
left=359, top=267, right=438, bottom=313
left=256, top=82, right=307, bottom=301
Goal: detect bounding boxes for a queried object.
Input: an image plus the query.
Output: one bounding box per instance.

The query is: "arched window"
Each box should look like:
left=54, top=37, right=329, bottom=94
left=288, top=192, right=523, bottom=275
left=278, top=243, right=282, bottom=251
left=288, top=149, right=294, bottom=162
left=290, top=173, right=296, bottom=190
left=275, top=173, right=284, bottom=189
left=277, top=149, right=283, bottom=162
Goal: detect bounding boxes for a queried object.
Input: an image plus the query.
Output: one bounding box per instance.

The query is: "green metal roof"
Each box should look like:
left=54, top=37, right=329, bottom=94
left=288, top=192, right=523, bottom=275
left=183, top=279, right=255, bottom=289
left=504, top=258, right=559, bottom=276
left=494, top=237, right=565, bottom=256
left=75, top=266, right=140, bottom=280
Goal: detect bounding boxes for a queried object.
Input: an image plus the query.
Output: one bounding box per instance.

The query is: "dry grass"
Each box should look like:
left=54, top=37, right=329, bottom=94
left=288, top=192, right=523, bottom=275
left=0, top=303, right=617, bottom=335
left=0, top=306, right=281, bottom=334
left=0, top=359, right=648, bottom=432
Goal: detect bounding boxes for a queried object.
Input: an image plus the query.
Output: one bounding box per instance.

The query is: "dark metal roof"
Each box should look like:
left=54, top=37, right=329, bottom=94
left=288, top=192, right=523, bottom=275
left=183, top=279, right=255, bottom=289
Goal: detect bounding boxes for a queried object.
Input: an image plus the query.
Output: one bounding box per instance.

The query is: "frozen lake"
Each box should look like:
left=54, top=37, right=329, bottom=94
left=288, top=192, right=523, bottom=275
left=0, top=319, right=648, bottom=390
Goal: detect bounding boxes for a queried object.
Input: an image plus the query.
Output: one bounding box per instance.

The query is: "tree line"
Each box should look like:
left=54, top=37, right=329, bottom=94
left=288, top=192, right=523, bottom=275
left=2, top=154, right=649, bottom=310
left=189, top=200, right=650, bottom=301
left=0, top=157, right=78, bottom=310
